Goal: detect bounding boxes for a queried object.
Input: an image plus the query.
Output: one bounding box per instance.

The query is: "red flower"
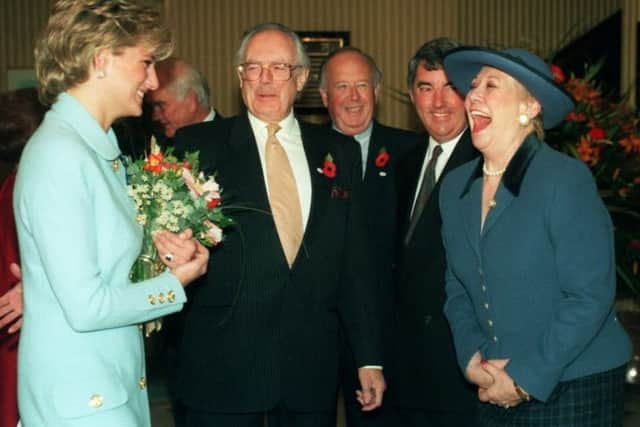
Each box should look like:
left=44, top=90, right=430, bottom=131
left=588, top=126, right=606, bottom=141
left=207, top=198, right=221, bottom=209
left=323, top=160, right=336, bottom=178
left=565, top=111, right=587, bottom=122
left=322, top=153, right=336, bottom=178
left=374, top=148, right=390, bottom=168
left=550, top=64, right=565, bottom=83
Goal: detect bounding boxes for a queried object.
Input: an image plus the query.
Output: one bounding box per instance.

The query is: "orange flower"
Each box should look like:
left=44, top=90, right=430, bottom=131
left=620, top=135, right=640, bottom=154
left=565, top=111, right=587, bottom=122
left=566, top=77, right=600, bottom=104
left=576, top=135, right=602, bottom=166
left=143, top=152, right=164, bottom=174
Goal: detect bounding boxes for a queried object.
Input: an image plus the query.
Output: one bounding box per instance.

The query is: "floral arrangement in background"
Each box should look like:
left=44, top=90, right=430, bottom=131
left=545, top=59, right=640, bottom=296
left=126, top=139, right=233, bottom=335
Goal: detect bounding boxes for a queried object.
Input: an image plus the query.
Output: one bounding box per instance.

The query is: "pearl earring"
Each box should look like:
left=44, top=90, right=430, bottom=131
left=518, top=113, right=530, bottom=126
left=97, top=69, right=105, bottom=79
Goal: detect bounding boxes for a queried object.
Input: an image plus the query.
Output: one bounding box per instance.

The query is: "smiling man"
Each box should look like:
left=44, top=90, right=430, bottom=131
left=174, top=24, right=385, bottom=427
left=392, top=38, right=479, bottom=427
left=319, top=47, right=418, bottom=427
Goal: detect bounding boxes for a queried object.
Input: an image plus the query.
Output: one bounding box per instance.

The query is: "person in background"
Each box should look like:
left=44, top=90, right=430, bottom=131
left=0, top=87, right=46, bottom=427
left=174, top=23, right=385, bottom=427
left=14, top=1, right=208, bottom=426
left=146, top=55, right=222, bottom=427
left=148, top=57, right=221, bottom=145
left=318, top=46, right=419, bottom=427
left=391, top=38, right=479, bottom=427
left=440, top=45, right=631, bottom=426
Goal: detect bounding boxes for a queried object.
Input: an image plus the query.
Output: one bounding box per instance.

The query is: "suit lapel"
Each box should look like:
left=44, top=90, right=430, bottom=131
left=299, top=121, right=332, bottom=254
left=481, top=183, right=515, bottom=237
left=461, top=174, right=482, bottom=258
left=225, top=114, right=271, bottom=213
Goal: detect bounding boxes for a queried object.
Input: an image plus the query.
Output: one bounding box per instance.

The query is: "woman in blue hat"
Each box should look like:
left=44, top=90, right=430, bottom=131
left=440, top=47, right=631, bottom=426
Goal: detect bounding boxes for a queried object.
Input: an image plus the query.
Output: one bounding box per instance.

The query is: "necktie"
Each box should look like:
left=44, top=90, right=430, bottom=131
left=265, top=123, right=303, bottom=267
left=404, top=145, right=443, bottom=245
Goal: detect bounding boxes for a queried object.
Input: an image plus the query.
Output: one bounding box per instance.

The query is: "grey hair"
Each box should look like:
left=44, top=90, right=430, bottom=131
left=156, top=57, right=211, bottom=108
left=406, top=37, right=460, bottom=88
left=235, top=22, right=310, bottom=69
left=318, top=47, right=382, bottom=90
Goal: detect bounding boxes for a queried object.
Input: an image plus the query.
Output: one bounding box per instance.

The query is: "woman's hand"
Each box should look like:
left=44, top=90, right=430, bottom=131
left=170, top=240, right=209, bottom=287
left=153, top=229, right=209, bottom=287
left=153, top=229, right=197, bottom=267
left=0, top=263, right=23, bottom=333
left=466, top=351, right=494, bottom=390
left=480, top=359, right=524, bottom=409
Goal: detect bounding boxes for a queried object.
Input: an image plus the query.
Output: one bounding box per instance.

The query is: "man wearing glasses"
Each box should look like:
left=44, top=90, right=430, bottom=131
left=174, top=23, right=385, bottom=427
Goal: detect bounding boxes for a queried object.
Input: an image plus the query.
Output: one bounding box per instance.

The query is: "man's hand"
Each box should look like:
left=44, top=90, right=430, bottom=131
left=356, top=368, right=386, bottom=411
left=0, top=263, right=23, bottom=333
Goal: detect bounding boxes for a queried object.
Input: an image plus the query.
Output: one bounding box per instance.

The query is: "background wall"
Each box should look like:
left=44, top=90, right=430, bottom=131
left=0, top=0, right=634, bottom=132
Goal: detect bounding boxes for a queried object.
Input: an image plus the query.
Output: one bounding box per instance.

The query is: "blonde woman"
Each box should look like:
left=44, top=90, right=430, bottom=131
left=14, top=1, right=208, bottom=426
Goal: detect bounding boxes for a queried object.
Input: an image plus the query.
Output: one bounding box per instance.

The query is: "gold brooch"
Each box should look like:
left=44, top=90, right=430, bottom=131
left=112, top=159, right=119, bottom=172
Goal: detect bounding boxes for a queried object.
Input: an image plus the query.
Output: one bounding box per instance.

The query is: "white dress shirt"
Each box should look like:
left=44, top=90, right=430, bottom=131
left=248, top=111, right=311, bottom=229
left=333, top=121, right=373, bottom=178
left=410, top=129, right=467, bottom=216
left=203, top=108, right=216, bottom=123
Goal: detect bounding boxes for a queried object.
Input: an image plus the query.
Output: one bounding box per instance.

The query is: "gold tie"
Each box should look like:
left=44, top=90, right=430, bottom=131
left=265, top=123, right=303, bottom=267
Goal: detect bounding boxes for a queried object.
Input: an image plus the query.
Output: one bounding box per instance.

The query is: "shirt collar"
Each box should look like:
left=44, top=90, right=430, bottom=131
left=428, top=128, right=466, bottom=157
left=460, top=132, right=542, bottom=198
left=247, top=110, right=299, bottom=139
left=203, top=108, right=216, bottom=122
left=53, top=92, right=121, bottom=161
left=332, top=121, right=374, bottom=145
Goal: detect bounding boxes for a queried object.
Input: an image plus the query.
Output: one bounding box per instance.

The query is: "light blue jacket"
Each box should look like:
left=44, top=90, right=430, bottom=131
left=14, top=93, right=187, bottom=426
left=440, top=135, right=631, bottom=401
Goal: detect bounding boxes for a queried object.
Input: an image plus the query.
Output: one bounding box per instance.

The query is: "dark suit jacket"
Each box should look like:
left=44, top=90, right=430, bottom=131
left=361, top=121, right=420, bottom=309
left=173, top=112, right=381, bottom=413
left=391, top=129, right=479, bottom=411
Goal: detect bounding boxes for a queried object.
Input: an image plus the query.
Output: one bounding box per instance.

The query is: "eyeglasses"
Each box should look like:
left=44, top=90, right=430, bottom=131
left=238, top=63, right=302, bottom=81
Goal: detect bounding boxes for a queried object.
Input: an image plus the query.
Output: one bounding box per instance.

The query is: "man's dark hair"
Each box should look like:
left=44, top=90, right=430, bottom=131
left=406, top=37, right=460, bottom=88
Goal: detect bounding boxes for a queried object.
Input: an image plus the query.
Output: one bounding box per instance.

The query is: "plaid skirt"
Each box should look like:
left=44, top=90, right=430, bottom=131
left=476, top=365, right=626, bottom=427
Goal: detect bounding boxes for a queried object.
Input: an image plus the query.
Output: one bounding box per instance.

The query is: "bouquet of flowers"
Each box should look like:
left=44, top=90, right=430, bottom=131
left=126, top=138, right=233, bottom=334
left=546, top=59, right=640, bottom=296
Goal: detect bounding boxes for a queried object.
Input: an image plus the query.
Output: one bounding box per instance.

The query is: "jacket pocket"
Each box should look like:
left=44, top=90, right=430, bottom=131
left=52, top=371, right=129, bottom=419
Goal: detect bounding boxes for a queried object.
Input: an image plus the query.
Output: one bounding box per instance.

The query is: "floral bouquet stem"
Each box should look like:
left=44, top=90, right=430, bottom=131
left=130, top=225, right=166, bottom=337
left=126, top=137, right=233, bottom=337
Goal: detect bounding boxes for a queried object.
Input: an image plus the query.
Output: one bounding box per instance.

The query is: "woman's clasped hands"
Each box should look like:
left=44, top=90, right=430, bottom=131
left=466, top=351, right=530, bottom=409
left=153, top=229, right=209, bottom=287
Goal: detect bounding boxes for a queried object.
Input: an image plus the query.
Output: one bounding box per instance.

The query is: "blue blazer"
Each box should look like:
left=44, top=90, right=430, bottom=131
left=14, top=93, right=187, bottom=426
left=439, top=134, right=631, bottom=401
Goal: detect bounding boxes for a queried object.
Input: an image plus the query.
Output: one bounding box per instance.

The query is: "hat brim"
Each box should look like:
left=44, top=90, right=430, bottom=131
left=443, top=47, right=575, bottom=129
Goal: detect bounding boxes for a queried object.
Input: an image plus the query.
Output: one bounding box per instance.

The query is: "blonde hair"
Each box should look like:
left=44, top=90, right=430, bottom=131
left=35, top=0, right=173, bottom=105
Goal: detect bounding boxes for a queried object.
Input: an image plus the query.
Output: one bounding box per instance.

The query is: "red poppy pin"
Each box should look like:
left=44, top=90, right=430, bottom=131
left=374, top=147, right=390, bottom=176
left=318, top=153, right=336, bottom=178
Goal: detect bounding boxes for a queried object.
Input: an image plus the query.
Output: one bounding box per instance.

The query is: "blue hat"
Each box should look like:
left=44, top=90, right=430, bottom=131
left=443, top=47, right=575, bottom=129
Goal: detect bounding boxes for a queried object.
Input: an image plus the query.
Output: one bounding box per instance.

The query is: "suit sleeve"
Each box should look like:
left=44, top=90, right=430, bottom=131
left=505, top=160, right=617, bottom=400
left=15, top=135, right=186, bottom=332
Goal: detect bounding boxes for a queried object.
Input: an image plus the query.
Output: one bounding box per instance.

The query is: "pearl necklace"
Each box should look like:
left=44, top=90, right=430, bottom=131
left=482, top=163, right=506, bottom=177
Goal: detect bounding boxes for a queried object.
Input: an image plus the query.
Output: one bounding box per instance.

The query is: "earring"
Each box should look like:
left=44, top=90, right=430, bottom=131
left=97, top=69, right=105, bottom=79
left=518, top=113, right=530, bottom=126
